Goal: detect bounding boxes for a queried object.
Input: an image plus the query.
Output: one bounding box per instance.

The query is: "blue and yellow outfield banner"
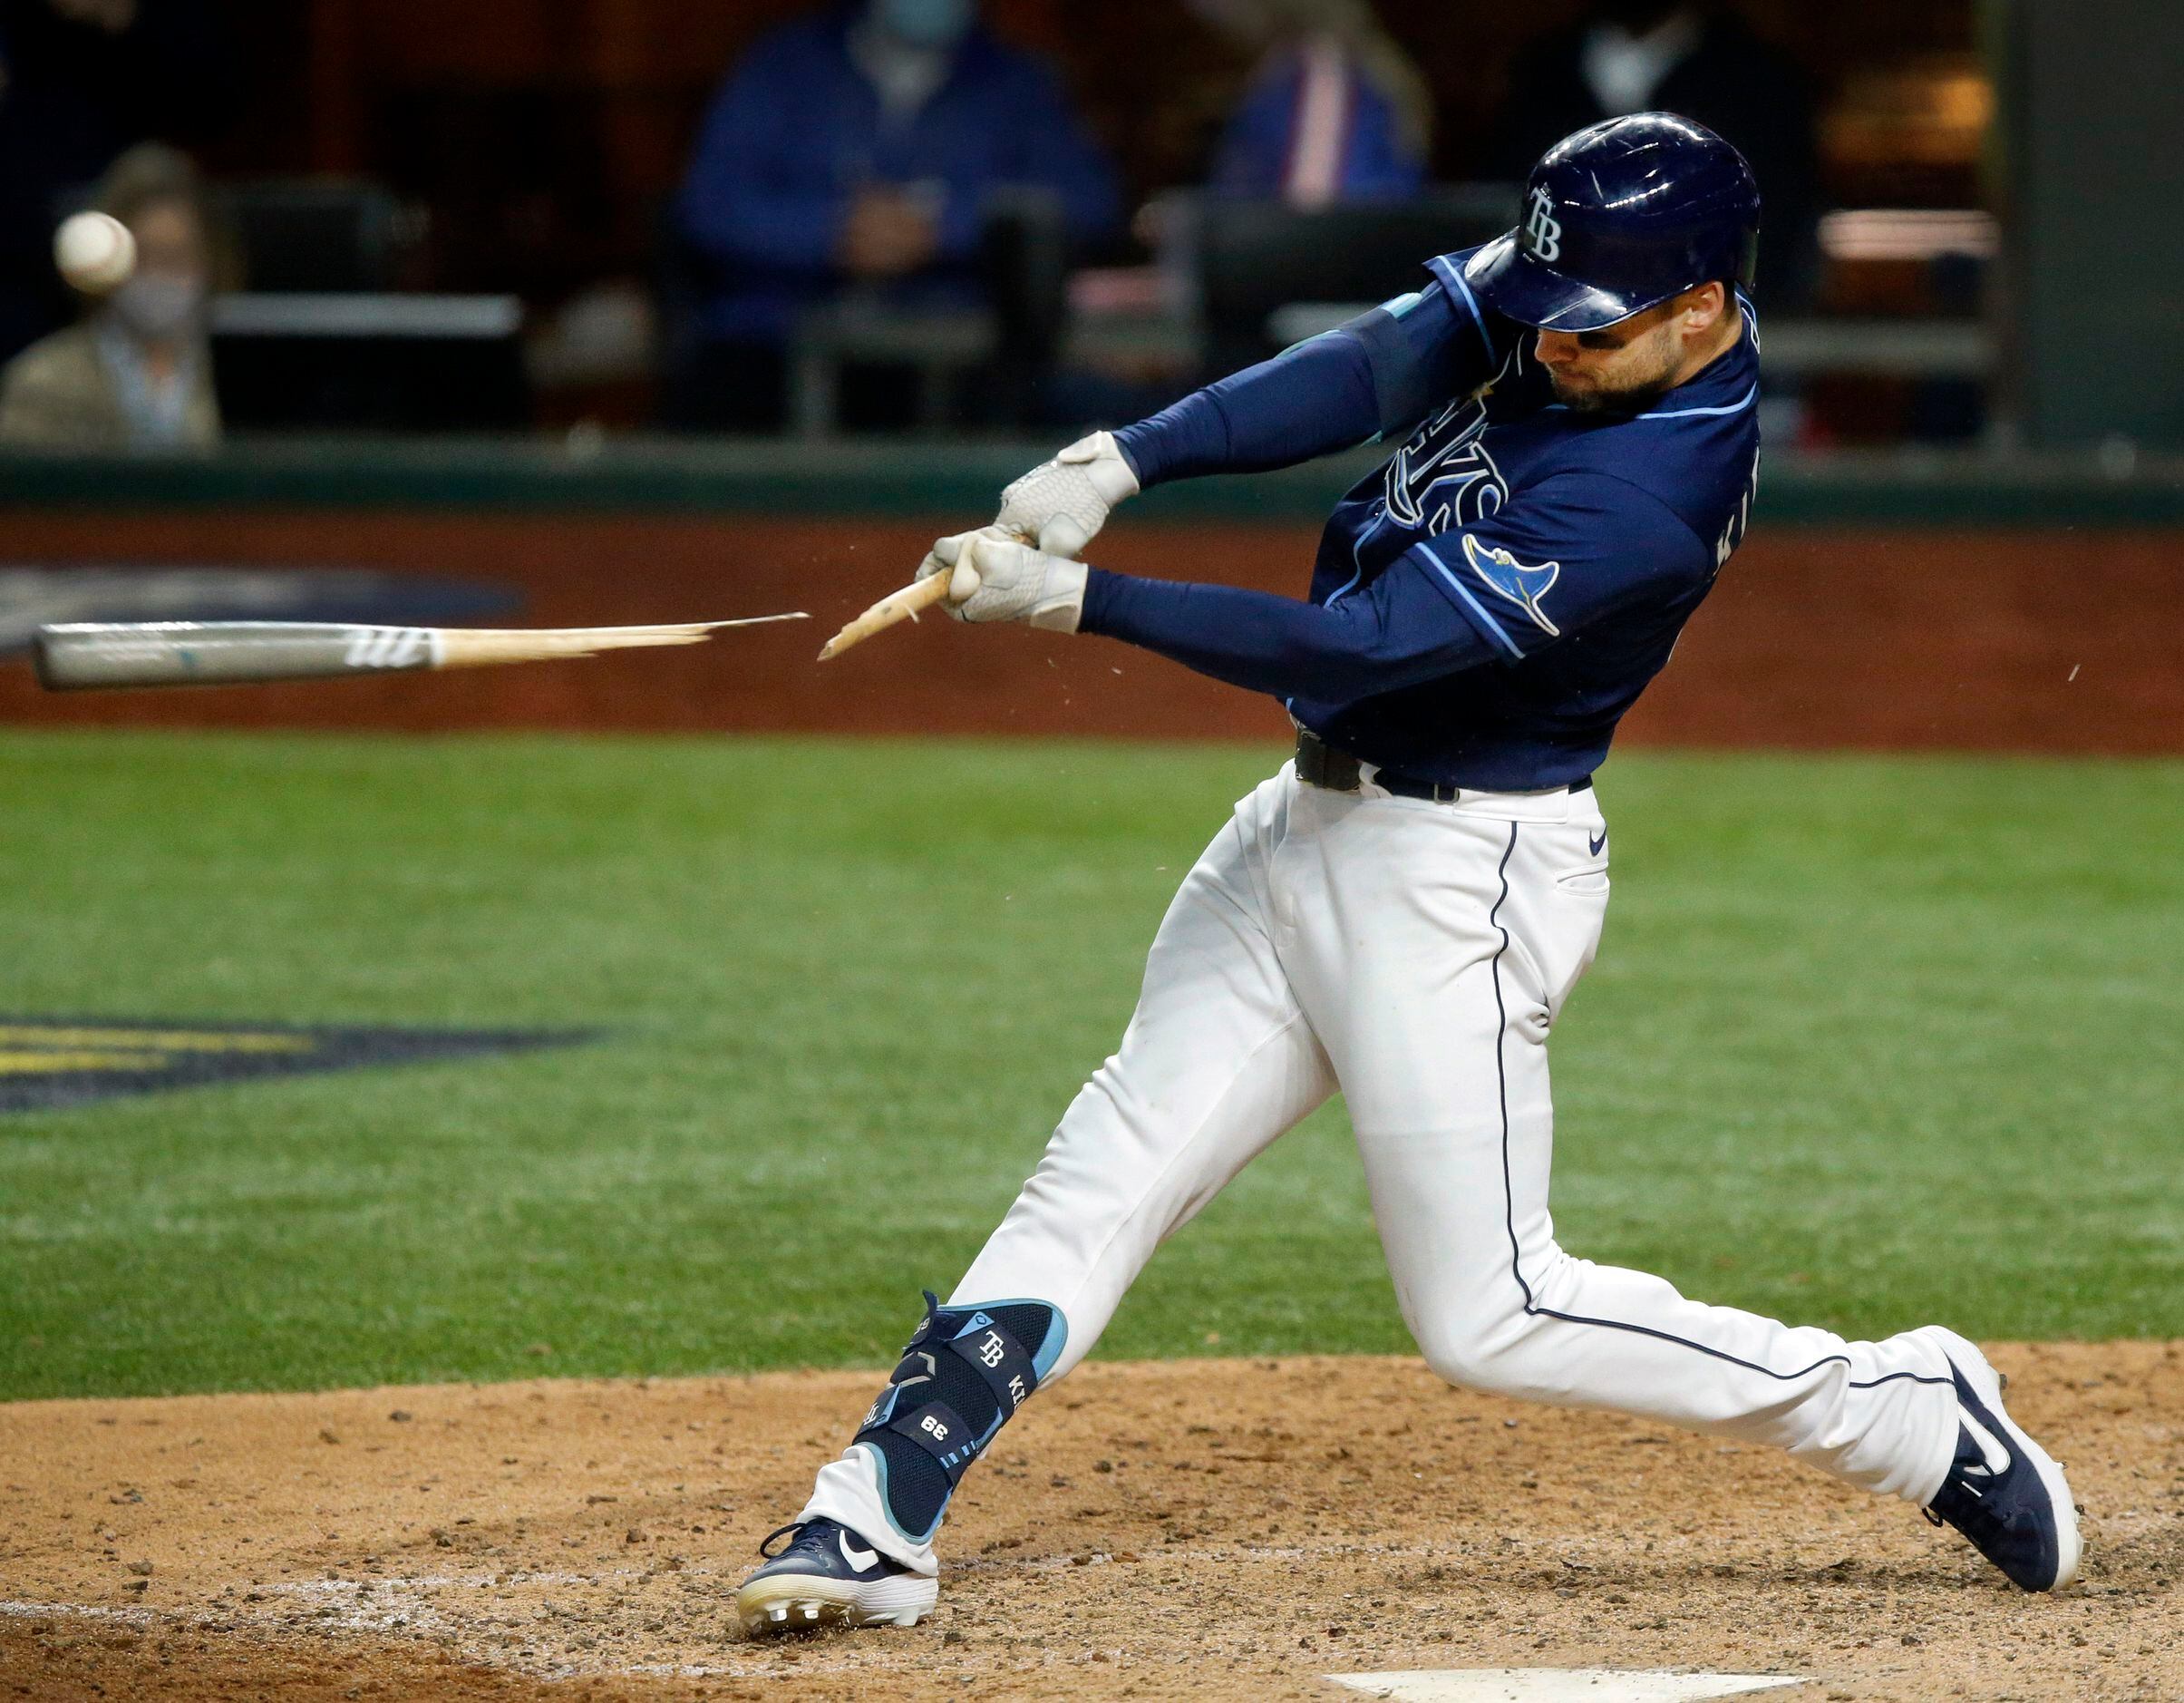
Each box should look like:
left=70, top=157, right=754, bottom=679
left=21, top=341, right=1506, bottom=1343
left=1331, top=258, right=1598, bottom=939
left=0, top=1018, right=588, bottom=1114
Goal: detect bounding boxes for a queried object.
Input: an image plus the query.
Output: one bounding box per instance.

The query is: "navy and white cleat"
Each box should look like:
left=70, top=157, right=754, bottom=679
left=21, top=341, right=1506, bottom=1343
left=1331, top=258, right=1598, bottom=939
left=733, top=1518, right=937, bottom=1635
left=1914, top=1327, right=2082, bottom=1591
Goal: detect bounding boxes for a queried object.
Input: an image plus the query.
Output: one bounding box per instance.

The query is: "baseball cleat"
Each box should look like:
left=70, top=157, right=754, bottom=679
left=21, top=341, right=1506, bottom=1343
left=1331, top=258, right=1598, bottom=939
left=1914, top=1327, right=2082, bottom=1591
left=733, top=1518, right=937, bottom=1635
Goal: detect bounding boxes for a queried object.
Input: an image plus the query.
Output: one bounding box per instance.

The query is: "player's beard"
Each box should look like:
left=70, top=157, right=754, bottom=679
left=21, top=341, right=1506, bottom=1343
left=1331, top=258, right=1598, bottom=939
left=1545, top=327, right=1684, bottom=414
left=1551, top=372, right=1676, bottom=414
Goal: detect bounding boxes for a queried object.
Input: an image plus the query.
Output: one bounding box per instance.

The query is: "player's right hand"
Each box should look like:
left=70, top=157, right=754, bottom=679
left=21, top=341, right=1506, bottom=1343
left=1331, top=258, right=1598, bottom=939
left=993, top=432, right=1141, bottom=559
left=921, top=532, right=1089, bottom=632
left=914, top=523, right=1014, bottom=603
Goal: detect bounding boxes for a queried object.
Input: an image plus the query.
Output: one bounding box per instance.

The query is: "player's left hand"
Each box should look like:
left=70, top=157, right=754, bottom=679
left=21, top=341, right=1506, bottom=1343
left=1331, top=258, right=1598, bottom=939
left=918, top=532, right=1089, bottom=632
left=995, top=432, right=1140, bottom=559
left=905, top=433, right=1134, bottom=624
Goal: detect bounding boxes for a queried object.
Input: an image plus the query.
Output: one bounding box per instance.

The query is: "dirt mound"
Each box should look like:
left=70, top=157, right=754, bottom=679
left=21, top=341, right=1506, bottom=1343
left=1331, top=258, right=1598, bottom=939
left=4, top=1346, right=2179, bottom=1701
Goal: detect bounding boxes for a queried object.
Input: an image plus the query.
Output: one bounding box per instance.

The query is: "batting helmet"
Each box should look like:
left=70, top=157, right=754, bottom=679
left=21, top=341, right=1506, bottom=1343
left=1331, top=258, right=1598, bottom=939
left=1464, top=112, right=1760, bottom=332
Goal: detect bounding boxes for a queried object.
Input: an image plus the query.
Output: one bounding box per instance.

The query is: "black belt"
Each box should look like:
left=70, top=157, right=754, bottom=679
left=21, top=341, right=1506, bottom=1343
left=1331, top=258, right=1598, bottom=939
left=1294, top=728, right=1591, bottom=803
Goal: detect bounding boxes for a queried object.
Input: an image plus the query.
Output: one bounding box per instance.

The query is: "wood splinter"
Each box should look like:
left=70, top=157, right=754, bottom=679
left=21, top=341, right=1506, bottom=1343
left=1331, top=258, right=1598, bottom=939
left=817, top=572, right=956, bottom=661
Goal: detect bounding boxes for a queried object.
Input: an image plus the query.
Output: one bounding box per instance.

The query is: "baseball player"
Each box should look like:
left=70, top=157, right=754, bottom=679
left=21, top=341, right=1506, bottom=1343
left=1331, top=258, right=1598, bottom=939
left=736, top=113, right=2079, bottom=1634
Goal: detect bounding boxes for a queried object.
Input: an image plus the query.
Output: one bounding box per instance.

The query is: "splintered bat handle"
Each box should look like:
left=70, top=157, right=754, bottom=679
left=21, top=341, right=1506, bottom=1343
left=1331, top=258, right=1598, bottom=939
left=817, top=571, right=956, bottom=661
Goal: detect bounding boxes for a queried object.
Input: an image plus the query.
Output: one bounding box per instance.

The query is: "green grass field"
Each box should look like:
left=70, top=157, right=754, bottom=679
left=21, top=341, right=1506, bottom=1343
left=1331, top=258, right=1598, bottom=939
left=2, top=730, right=2179, bottom=1403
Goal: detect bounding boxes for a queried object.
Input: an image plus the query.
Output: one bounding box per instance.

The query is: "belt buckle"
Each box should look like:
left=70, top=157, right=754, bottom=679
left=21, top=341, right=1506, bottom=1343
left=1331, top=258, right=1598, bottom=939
left=1295, top=730, right=1361, bottom=793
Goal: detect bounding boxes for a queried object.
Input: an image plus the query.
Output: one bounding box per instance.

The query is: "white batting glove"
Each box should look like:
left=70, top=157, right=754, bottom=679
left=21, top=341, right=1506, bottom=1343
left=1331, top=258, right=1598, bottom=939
left=923, top=532, right=1090, bottom=632
left=994, top=431, right=1140, bottom=559
left=912, top=523, right=1008, bottom=599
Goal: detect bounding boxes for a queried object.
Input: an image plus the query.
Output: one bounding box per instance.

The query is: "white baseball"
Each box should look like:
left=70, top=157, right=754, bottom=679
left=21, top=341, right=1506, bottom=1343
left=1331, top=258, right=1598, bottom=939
left=54, top=211, right=137, bottom=295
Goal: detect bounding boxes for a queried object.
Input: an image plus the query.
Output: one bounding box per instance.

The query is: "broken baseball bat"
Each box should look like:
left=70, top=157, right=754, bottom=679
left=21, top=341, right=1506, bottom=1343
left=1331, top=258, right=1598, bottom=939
left=33, top=615, right=808, bottom=691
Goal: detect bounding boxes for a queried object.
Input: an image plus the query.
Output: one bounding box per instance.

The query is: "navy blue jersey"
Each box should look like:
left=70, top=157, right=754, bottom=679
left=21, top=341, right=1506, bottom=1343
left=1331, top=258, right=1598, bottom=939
left=1088, top=246, right=1762, bottom=791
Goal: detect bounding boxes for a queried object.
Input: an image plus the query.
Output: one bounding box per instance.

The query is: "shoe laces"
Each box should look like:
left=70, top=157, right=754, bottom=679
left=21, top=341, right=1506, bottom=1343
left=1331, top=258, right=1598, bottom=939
left=1926, top=1474, right=2010, bottom=1547
left=758, top=1521, right=814, bottom=1560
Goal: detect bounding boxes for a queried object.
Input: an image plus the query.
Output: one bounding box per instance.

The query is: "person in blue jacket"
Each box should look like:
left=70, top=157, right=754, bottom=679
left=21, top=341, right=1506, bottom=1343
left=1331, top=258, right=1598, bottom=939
left=669, top=0, right=1120, bottom=430
left=1197, top=0, right=1431, bottom=205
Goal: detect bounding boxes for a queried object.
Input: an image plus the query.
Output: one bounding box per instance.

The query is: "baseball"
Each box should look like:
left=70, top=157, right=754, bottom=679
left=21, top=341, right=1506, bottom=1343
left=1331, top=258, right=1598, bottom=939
left=53, top=211, right=136, bottom=295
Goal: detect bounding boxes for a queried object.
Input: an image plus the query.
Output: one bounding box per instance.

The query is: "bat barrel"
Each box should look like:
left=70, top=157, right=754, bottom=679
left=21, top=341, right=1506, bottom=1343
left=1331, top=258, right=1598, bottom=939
left=33, top=622, right=442, bottom=690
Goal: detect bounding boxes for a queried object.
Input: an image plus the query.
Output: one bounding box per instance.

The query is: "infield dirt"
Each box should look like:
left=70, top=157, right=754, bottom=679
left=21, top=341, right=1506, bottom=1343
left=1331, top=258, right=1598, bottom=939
left=4, top=1345, right=2179, bottom=1702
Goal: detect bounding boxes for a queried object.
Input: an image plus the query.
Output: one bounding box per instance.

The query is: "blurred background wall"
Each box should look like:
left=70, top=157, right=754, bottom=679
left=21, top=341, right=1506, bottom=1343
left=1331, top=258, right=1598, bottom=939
left=198, top=1, right=1985, bottom=301
left=1993, top=0, right=2184, bottom=452
left=124, top=0, right=2008, bottom=443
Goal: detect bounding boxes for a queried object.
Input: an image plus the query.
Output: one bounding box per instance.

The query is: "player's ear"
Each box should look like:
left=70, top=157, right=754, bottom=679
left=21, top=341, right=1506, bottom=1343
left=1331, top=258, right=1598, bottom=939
left=1681, top=282, right=1726, bottom=334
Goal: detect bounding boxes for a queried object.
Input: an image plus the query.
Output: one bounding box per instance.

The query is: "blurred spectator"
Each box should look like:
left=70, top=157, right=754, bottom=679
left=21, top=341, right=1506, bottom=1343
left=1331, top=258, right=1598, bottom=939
left=1194, top=0, right=1431, bottom=205
left=0, top=0, right=235, bottom=363
left=0, top=142, right=220, bottom=450
left=668, top=0, right=1121, bottom=432
left=1485, top=1, right=1819, bottom=305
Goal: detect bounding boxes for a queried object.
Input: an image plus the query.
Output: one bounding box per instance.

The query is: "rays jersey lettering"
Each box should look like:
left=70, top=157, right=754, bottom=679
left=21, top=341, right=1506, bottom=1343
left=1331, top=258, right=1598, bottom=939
left=1716, top=444, right=1761, bottom=568
left=1383, top=391, right=1508, bottom=536
left=1242, top=246, right=1763, bottom=791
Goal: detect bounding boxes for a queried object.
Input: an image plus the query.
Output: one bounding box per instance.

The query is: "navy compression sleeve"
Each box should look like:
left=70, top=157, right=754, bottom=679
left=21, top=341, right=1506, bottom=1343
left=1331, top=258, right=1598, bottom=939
left=1078, top=560, right=1500, bottom=705
left=1114, top=278, right=1489, bottom=487
left=1113, top=330, right=1382, bottom=486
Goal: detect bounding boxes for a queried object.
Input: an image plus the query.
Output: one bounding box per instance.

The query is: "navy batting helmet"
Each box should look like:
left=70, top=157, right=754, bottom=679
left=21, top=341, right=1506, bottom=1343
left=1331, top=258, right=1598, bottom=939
left=1465, top=112, right=1760, bottom=332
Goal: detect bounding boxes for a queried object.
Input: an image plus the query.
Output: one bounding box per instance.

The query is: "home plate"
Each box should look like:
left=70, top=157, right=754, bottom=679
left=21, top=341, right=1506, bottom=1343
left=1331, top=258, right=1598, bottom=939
left=1326, top=1670, right=1805, bottom=1702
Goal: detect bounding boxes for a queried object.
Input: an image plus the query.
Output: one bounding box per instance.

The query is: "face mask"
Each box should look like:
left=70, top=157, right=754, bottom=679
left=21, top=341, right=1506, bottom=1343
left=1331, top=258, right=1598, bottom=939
left=875, top=0, right=974, bottom=49
left=110, top=272, right=205, bottom=342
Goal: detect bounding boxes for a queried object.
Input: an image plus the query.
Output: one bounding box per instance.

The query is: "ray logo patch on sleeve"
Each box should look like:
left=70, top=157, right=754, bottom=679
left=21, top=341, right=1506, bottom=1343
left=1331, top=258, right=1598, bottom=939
left=0, top=1018, right=589, bottom=1114
left=1461, top=533, right=1562, bottom=637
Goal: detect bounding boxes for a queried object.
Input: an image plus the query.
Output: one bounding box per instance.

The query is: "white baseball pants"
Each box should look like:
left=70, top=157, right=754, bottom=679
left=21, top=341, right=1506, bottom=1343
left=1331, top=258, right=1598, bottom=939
left=806, top=765, right=1963, bottom=1571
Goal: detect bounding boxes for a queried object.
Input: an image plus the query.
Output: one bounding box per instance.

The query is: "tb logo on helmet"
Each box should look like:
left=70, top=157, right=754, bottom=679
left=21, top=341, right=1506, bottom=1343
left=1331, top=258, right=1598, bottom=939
left=1523, top=186, right=1563, bottom=263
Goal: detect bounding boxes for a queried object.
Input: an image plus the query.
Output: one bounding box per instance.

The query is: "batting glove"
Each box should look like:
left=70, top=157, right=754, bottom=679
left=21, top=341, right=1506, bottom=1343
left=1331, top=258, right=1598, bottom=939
left=994, top=431, right=1140, bottom=559
left=919, top=531, right=1090, bottom=632
left=912, top=522, right=1004, bottom=602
